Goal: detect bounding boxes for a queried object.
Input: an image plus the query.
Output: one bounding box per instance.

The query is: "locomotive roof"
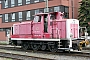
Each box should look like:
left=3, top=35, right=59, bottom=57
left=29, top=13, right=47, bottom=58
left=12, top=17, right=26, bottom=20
left=34, top=12, right=63, bottom=16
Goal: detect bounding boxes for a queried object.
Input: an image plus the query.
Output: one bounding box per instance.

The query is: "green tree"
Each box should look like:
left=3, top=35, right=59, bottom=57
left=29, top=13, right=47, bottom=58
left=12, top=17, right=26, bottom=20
left=78, top=0, right=90, bottom=35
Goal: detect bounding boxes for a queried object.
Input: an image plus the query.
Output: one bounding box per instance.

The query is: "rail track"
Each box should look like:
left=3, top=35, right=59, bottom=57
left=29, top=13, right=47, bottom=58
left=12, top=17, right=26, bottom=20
left=0, top=45, right=89, bottom=60
left=0, top=45, right=54, bottom=60
left=0, top=52, right=52, bottom=60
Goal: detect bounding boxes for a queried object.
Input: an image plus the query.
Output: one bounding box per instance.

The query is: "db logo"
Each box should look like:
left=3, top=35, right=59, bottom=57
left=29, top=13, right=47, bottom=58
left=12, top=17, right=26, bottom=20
left=36, top=27, right=39, bottom=30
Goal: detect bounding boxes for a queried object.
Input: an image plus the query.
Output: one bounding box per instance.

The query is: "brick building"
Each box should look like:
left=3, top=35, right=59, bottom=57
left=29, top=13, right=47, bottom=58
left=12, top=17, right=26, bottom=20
left=0, top=0, right=81, bottom=42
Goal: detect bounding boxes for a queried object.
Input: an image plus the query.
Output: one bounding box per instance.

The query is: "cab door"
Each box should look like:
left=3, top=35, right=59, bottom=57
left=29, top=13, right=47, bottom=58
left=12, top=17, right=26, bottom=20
left=43, top=14, right=51, bottom=38
left=32, top=15, right=43, bottom=38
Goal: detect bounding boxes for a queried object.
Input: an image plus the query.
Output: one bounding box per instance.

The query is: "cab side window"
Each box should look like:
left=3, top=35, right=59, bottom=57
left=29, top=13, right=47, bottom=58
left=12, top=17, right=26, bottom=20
left=34, top=16, right=41, bottom=22
left=38, top=16, right=41, bottom=22
left=50, top=13, right=56, bottom=20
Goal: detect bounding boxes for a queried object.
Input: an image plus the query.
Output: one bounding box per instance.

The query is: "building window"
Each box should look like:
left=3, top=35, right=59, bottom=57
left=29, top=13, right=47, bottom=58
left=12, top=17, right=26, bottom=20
left=49, top=7, right=54, bottom=12
left=0, top=1, right=1, bottom=3
left=18, top=12, right=22, bottom=21
left=65, top=7, right=69, bottom=18
left=18, top=0, right=22, bottom=6
left=31, top=10, right=35, bottom=20
left=34, top=0, right=39, bottom=3
left=5, top=28, right=10, bottom=37
left=11, top=0, right=15, bottom=7
left=11, top=13, right=15, bottom=22
left=60, top=6, right=64, bottom=13
left=26, top=0, right=30, bottom=4
left=44, top=8, right=47, bottom=13
left=39, top=8, right=44, bottom=13
left=4, top=0, right=8, bottom=8
left=54, top=6, right=60, bottom=12
left=39, top=0, right=44, bottom=2
left=0, top=28, right=4, bottom=31
left=44, top=8, right=49, bottom=13
left=26, top=11, right=31, bottom=20
left=5, top=14, right=8, bottom=22
left=35, top=9, right=39, bottom=14
left=0, top=14, right=2, bottom=18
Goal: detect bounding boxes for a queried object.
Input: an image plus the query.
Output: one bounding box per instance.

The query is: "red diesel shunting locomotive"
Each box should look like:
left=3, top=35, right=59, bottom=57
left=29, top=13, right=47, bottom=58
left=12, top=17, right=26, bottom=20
left=10, top=12, right=79, bottom=52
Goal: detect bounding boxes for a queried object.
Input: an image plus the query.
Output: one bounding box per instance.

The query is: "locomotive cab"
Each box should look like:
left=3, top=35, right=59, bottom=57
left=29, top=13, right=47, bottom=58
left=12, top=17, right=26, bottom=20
left=33, top=13, right=50, bottom=38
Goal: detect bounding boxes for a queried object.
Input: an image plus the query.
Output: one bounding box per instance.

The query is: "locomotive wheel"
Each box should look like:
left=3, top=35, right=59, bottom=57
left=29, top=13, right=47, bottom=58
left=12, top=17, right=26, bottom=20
left=48, top=42, right=58, bottom=52
left=72, top=44, right=78, bottom=50
left=21, top=42, right=30, bottom=50
left=31, top=43, right=39, bottom=51
left=41, top=44, right=46, bottom=50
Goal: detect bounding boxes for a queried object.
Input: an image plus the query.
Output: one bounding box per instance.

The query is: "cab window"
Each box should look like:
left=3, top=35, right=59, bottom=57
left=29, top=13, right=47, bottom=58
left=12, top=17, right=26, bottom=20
left=50, top=13, right=56, bottom=20
left=34, top=16, right=41, bottom=22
